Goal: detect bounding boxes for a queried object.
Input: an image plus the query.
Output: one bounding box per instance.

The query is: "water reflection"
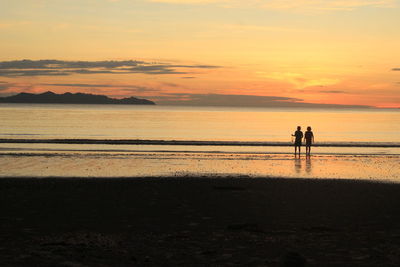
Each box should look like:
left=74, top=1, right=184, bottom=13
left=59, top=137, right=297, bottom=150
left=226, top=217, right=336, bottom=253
left=294, top=157, right=302, bottom=174
left=293, top=155, right=312, bottom=175
left=306, top=156, right=312, bottom=174
left=0, top=149, right=399, bottom=181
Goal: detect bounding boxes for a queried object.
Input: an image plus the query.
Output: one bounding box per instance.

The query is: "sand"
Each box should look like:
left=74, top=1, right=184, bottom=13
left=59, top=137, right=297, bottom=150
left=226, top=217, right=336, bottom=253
left=1, top=177, right=400, bottom=266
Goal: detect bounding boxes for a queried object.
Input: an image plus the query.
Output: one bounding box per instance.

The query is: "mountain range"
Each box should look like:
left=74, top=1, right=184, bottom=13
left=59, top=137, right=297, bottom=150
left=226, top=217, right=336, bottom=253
left=0, top=91, right=155, bottom=105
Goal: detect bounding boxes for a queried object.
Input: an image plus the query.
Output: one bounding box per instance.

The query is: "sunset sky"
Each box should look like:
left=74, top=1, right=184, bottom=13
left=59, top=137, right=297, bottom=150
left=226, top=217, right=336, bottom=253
left=0, top=0, right=399, bottom=108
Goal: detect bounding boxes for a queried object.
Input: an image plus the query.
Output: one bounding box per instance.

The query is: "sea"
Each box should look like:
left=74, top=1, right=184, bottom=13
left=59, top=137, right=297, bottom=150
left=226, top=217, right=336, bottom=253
left=1, top=104, right=399, bottom=181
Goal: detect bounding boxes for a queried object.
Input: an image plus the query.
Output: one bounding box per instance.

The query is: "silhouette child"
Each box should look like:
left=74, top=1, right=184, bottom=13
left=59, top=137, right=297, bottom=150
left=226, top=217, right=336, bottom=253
left=292, top=126, right=303, bottom=156
left=304, top=126, right=314, bottom=155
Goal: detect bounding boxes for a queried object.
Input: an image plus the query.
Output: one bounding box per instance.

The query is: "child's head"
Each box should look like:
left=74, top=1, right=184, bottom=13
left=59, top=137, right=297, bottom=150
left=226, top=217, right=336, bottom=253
left=297, top=126, right=301, bottom=130
left=307, top=126, right=312, bottom=131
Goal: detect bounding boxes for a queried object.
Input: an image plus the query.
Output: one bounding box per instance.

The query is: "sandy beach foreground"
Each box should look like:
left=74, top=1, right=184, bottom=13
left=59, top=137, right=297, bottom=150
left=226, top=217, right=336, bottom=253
left=1, top=177, right=400, bottom=266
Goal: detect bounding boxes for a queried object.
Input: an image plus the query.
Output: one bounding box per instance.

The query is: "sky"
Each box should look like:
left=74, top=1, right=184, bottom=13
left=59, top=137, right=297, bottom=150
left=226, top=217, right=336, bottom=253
left=0, top=0, right=399, bottom=108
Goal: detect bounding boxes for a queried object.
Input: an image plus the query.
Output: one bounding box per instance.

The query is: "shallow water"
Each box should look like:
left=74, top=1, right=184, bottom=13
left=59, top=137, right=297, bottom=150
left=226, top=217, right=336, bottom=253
left=1, top=143, right=399, bottom=155
left=0, top=151, right=399, bottom=182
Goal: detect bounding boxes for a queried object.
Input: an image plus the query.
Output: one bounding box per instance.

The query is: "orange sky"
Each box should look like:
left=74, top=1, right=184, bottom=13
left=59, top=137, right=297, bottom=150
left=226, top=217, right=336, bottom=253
left=0, top=0, right=399, bottom=108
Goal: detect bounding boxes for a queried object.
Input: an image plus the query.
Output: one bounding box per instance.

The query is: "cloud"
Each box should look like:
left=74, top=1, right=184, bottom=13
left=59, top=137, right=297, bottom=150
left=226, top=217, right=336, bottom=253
left=392, top=68, right=400, bottom=71
left=42, top=83, right=116, bottom=87
left=220, top=24, right=313, bottom=33
left=0, top=82, right=41, bottom=96
left=0, top=84, right=9, bottom=91
left=118, top=86, right=160, bottom=94
left=0, top=59, right=220, bottom=77
left=151, top=93, right=372, bottom=108
left=119, top=87, right=160, bottom=93
left=148, top=0, right=396, bottom=11
left=319, top=90, right=346, bottom=94
left=0, top=70, right=70, bottom=76
left=0, top=81, right=23, bottom=91
left=42, top=83, right=161, bottom=91
left=258, top=71, right=339, bottom=89
left=40, top=83, right=161, bottom=95
left=0, top=81, right=45, bottom=96
left=91, top=87, right=160, bottom=97
left=151, top=93, right=299, bottom=106
left=0, top=59, right=143, bottom=69
left=260, top=0, right=396, bottom=11
left=161, top=82, right=180, bottom=87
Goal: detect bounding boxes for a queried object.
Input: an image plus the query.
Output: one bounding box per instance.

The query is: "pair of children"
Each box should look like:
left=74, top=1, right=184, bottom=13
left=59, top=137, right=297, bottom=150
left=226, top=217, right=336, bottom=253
left=292, top=126, right=314, bottom=155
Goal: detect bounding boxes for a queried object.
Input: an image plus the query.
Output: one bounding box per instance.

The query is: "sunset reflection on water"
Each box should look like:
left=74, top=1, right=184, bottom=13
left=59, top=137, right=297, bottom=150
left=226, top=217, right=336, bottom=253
left=0, top=152, right=398, bottom=182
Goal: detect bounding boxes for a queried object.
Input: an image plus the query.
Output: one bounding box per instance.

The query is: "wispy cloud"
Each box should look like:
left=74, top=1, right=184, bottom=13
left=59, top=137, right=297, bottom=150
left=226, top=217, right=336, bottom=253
left=220, top=24, right=314, bottom=33
left=0, top=81, right=37, bottom=94
left=148, top=0, right=396, bottom=11
left=152, top=93, right=372, bottom=108
left=0, top=70, right=71, bottom=76
left=41, top=83, right=160, bottom=93
left=0, top=84, right=10, bottom=91
left=89, top=86, right=160, bottom=97
left=0, top=60, right=220, bottom=77
left=319, top=90, right=347, bottom=94
left=0, top=80, right=163, bottom=97
left=0, top=81, right=20, bottom=91
left=260, top=0, right=396, bottom=11
left=152, top=93, right=301, bottom=106
left=257, top=71, right=339, bottom=89
left=42, top=83, right=117, bottom=88
left=392, top=68, right=400, bottom=71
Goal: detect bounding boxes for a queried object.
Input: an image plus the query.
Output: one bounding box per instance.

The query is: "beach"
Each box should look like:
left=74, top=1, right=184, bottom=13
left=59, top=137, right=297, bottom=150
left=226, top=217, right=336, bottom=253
left=1, top=104, right=399, bottom=266
left=2, top=177, right=400, bottom=266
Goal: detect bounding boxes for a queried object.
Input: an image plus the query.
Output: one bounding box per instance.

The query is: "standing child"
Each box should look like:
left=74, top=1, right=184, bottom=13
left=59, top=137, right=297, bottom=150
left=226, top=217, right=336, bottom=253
left=292, top=126, right=303, bottom=156
left=304, top=126, right=314, bottom=156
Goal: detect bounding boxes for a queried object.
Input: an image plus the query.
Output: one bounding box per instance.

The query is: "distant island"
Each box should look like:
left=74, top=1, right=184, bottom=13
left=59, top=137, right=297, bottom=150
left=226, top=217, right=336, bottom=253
left=0, top=91, right=155, bottom=105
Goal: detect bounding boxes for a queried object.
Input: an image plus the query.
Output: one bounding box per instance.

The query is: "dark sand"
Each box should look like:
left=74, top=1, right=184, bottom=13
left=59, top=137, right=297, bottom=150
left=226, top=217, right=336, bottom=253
left=1, top=177, right=400, bottom=266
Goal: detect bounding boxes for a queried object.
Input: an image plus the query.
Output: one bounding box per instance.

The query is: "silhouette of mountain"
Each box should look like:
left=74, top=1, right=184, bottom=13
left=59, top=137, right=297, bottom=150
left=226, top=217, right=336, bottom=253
left=0, top=91, right=155, bottom=105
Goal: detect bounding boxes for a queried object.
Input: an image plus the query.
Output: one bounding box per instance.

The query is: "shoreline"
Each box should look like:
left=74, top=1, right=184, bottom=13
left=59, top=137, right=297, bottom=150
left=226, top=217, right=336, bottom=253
left=2, top=177, right=400, bottom=266
left=1, top=138, right=399, bottom=147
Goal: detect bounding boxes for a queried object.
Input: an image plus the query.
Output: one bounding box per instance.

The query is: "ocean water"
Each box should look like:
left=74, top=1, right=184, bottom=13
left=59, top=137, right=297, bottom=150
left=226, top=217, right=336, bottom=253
left=0, top=103, right=399, bottom=143
left=0, top=104, right=399, bottom=180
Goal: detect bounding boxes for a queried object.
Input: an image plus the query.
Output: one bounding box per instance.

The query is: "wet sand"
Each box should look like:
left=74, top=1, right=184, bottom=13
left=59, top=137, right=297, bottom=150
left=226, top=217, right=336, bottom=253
left=1, top=177, right=400, bottom=266
left=1, top=152, right=399, bottom=181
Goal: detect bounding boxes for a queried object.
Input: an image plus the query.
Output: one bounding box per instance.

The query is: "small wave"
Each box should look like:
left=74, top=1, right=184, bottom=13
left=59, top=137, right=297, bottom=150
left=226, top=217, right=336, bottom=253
left=0, top=138, right=399, bottom=147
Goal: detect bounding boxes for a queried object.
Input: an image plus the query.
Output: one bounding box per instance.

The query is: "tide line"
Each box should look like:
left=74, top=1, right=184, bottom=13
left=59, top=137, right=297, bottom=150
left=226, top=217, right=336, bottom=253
left=0, top=139, right=399, bottom=147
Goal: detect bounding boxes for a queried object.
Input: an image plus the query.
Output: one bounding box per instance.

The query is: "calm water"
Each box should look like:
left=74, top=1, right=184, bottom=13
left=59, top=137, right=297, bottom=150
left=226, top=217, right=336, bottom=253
left=0, top=103, right=399, bottom=143
left=1, top=104, right=399, bottom=180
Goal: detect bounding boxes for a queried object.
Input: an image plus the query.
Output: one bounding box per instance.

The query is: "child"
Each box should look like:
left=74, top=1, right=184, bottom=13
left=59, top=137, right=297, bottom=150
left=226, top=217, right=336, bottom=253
left=304, top=126, right=314, bottom=155
left=292, top=126, right=303, bottom=156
